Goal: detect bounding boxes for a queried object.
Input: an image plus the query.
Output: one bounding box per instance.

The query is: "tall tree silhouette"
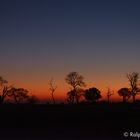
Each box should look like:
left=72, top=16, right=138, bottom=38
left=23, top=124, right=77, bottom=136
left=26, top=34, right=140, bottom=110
left=106, top=87, right=114, bottom=103
left=48, top=78, right=57, bottom=104
left=0, top=76, right=10, bottom=104
left=85, top=87, right=102, bottom=103
left=118, top=88, right=130, bottom=103
left=65, top=72, right=85, bottom=104
left=127, top=72, right=140, bottom=103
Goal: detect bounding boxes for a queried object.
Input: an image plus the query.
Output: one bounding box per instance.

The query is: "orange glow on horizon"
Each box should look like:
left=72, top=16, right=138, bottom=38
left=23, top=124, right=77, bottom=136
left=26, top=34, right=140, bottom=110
left=6, top=73, right=139, bottom=102
left=20, top=82, right=129, bottom=103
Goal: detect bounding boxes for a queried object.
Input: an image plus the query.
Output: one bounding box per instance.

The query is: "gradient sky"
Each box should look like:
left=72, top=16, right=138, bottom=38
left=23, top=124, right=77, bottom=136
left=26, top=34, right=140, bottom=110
left=0, top=0, right=140, bottom=101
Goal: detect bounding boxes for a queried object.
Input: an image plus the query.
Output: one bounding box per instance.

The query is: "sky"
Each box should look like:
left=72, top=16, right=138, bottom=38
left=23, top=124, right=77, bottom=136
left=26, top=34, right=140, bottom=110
left=0, top=0, right=140, bottom=102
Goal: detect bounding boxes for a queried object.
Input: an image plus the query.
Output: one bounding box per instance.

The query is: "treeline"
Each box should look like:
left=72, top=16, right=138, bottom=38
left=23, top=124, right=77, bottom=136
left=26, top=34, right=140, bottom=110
left=65, top=72, right=140, bottom=104
left=0, top=72, right=139, bottom=104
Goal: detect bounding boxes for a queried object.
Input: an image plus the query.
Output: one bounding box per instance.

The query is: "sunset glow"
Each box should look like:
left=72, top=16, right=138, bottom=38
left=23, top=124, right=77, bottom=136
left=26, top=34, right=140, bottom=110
left=1, top=0, right=140, bottom=102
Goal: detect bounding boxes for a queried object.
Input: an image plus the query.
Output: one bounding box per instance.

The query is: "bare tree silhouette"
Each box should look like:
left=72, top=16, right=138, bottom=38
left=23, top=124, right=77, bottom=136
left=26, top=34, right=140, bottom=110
left=118, top=88, right=131, bottom=103
left=65, top=72, right=85, bottom=104
left=0, top=76, right=11, bottom=104
left=48, top=78, right=57, bottom=104
left=127, top=72, right=140, bottom=103
left=106, top=88, right=114, bottom=103
left=85, top=87, right=102, bottom=103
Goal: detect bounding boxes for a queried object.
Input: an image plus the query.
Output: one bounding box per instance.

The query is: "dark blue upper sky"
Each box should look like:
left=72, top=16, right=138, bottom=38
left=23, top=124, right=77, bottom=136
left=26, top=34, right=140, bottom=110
left=0, top=0, right=140, bottom=95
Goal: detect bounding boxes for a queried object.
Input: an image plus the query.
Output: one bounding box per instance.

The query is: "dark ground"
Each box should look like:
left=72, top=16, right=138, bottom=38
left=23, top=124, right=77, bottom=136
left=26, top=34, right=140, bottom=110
left=0, top=103, right=140, bottom=140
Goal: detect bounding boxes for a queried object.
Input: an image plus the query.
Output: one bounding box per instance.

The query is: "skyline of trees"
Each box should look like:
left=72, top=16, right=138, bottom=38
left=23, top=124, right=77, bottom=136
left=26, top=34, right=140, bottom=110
left=0, top=71, right=140, bottom=104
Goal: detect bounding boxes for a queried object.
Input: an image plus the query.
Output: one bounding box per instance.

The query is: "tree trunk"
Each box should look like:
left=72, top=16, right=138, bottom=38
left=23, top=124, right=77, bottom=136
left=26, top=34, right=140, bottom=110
left=107, top=96, right=110, bottom=103
left=133, top=95, right=136, bottom=103
left=14, top=95, right=18, bottom=104
left=0, top=96, right=3, bottom=104
left=75, top=94, right=79, bottom=104
left=51, top=92, right=55, bottom=104
left=73, top=88, right=79, bottom=104
left=123, top=96, right=126, bottom=103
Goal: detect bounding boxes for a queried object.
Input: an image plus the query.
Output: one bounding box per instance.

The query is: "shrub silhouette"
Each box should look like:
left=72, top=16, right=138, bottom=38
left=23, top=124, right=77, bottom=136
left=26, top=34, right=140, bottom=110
left=28, top=95, right=39, bottom=104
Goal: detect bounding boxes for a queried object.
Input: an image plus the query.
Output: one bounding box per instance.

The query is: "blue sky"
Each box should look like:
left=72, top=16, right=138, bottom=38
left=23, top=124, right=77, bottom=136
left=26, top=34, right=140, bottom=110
left=0, top=0, right=140, bottom=99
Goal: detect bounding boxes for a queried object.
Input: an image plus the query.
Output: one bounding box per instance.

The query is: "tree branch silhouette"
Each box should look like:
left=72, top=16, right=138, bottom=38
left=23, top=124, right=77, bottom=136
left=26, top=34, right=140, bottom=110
left=48, top=78, right=57, bottom=104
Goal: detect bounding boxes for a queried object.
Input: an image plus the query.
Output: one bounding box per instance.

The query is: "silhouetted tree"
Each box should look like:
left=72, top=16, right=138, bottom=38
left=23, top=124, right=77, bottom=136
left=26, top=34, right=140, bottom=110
left=85, top=87, right=102, bottom=103
left=0, top=76, right=10, bottom=104
left=127, top=72, right=140, bottom=103
left=8, top=87, right=29, bottom=103
left=48, top=78, right=57, bottom=104
left=67, top=88, right=84, bottom=104
left=0, top=86, right=8, bottom=104
left=65, top=72, right=85, bottom=104
left=106, top=88, right=114, bottom=103
left=118, top=88, right=131, bottom=103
